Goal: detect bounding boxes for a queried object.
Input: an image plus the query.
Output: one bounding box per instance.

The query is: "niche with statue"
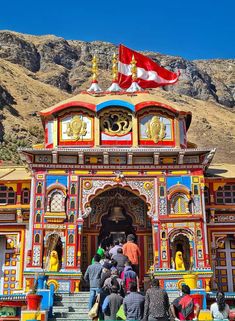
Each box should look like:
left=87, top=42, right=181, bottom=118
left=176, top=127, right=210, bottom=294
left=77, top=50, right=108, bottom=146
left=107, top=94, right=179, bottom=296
left=44, top=233, right=63, bottom=272
left=170, top=234, right=191, bottom=270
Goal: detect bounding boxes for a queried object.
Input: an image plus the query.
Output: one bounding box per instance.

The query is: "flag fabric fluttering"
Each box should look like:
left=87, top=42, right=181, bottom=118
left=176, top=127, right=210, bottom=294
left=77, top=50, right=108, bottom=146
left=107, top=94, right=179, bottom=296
left=118, top=44, right=180, bottom=89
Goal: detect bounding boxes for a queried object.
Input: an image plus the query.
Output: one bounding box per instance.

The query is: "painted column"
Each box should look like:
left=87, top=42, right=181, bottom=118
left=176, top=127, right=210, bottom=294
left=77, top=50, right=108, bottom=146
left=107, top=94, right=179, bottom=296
left=152, top=219, right=160, bottom=270
left=26, top=172, right=36, bottom=267
left=77, top=219, right=83, bottom=272
left=201, top=182, right=210, bottom=267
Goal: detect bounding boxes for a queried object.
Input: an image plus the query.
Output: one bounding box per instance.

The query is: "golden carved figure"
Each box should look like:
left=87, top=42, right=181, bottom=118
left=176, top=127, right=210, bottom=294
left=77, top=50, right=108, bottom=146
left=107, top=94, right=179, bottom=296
left=49, top=250, right=59, bottom=272
left=175, top=251, right=185, bottom=270
left=146, top=116, right=166, bottom=143
left=66, top=115, right=87, bottom=140
left=101, top=110, right=132, bottom=136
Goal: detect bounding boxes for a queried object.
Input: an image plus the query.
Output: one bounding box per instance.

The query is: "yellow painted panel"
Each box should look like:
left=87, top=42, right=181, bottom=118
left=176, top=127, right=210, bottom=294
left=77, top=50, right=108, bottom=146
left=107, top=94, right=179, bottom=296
left=146, top=171, right=162, bottom=175
left=74, top=171, right=89, bottom=175
left=122, top=172, right=139, bottom=175
left=162, top=158, right=174, bottom=164
left=198, top=310, right=212, bottom=321
left=35, top=224, right=41, bottom=228
left=21, top=311, right=47, bottom=321
left=68, top=225, right=75, bottom=229
left=171, top=171, right=188, bottom=175
left=159, top=177, right=165, bottom=182
left=22, top=183, right=30, bottom=189
left=71, top=176, right=78, bottom=181
left=96, top=171, right=113, bottom=175
left=48, top=170, right=66, bottom=174
left=193, top=177, right=199, bottom=183
left=214, top=182, right=226, bottom=191
left=5, top=183, right=17, bottom=190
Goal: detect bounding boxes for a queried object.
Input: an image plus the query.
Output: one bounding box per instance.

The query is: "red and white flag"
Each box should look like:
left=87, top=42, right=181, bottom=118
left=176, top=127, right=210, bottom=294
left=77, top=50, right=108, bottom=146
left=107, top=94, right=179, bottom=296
left=118, top=44, right=180, bottom=89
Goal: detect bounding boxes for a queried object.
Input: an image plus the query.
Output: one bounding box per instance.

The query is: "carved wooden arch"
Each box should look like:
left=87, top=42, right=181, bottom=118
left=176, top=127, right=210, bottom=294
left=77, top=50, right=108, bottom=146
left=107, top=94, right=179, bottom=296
left=89, top=188, right=147, bottom=226
left=46, top=183, right=67, bottom=195
left=168, top=228, right=194, bottom=242
left=167, top=184, right=190, bottom=200
left=81, top=178, right=155, bottom=218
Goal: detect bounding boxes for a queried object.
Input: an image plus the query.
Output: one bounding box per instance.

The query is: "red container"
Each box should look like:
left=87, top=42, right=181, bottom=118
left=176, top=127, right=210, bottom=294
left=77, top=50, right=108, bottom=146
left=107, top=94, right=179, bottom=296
left=26, top=294, right=43, bottom=310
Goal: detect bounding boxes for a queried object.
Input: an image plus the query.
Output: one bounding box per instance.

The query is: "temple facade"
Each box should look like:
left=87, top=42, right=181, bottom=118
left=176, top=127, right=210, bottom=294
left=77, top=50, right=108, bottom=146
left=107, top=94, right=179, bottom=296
left=17, top=90, right=217, bottom=293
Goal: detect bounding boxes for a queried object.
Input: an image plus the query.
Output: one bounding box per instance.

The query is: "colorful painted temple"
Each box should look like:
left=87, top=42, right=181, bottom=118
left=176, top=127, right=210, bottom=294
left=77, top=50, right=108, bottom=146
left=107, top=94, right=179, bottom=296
left=0, top=54, right=234, bottom=303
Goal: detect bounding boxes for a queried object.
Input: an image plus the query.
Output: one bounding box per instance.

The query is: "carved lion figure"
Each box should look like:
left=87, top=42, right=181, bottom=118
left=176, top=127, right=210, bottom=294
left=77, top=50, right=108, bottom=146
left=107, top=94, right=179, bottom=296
left=49, top=250, right=59, bottom=272
left=175, top=251, right=185, bottom=270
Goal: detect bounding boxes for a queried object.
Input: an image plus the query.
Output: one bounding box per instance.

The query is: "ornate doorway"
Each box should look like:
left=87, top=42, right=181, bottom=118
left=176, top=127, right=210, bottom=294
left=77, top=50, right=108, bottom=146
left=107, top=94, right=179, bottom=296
left=81, top=185, right=153, bottom=282
left=90, top=187, right=146, bottom=246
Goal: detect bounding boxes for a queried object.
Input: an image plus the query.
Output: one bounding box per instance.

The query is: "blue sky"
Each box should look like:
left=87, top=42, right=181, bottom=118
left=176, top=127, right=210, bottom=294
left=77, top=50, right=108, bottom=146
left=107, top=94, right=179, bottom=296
left=1, top=0, right=234, bottom=60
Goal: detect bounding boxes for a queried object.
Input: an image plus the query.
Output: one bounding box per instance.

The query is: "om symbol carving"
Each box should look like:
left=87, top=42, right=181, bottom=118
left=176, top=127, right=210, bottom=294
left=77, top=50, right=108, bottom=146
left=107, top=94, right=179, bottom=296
left=101, top=110, right=132, bottom=136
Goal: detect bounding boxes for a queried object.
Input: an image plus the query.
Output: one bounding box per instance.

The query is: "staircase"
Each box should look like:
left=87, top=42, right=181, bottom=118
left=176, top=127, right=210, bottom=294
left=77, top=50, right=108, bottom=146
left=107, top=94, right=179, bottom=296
left=49, top=292, right=90, bottom=321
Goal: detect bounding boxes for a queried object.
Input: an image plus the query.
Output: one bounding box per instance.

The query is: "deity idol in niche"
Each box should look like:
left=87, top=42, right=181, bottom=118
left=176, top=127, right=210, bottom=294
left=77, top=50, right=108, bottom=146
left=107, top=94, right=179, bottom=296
left=175, top=251, right=185, bottom=270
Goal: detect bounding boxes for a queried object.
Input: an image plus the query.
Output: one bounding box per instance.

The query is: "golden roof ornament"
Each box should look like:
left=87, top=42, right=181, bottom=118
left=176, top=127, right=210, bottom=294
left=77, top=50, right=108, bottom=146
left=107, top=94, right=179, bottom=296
left=87, top=55, right=102, bottom=93
left=126, top=54, right=143, bottom=92
left=107, top=53, right=122, bottom=92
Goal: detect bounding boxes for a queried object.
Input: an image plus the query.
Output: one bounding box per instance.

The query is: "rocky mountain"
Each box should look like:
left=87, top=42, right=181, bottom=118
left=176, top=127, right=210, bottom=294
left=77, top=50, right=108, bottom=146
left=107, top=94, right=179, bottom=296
left=0, top=30, right=234, bottom=164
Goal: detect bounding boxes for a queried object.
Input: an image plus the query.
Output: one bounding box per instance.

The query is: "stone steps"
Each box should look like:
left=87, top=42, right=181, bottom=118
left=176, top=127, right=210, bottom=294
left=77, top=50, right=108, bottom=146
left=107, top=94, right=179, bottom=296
left=49, top=292, right=90, bottom=321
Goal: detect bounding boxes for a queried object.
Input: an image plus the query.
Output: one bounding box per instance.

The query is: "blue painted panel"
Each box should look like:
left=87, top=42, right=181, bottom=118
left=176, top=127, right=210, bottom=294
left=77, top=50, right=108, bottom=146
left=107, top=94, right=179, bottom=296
left=167, top=176, right=191, bottom=190
left=96, top=100, right=134, bottom=112
left=46, top=175, right=68, bottom=187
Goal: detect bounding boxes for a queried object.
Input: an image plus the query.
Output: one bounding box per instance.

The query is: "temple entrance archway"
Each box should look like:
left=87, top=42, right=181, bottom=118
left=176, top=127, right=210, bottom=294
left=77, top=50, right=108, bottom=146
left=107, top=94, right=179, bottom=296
left=90, top=187, right=143, bottom=247
left=81, top=185, right=153, bottom=283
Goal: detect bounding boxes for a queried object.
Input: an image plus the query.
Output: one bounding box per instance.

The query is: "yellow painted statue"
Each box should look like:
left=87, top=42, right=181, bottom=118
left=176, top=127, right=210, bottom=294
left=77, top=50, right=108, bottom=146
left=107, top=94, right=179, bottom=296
left=175, top=251, right=185, bottom=270
left=49, top=250, right=59, bottom=272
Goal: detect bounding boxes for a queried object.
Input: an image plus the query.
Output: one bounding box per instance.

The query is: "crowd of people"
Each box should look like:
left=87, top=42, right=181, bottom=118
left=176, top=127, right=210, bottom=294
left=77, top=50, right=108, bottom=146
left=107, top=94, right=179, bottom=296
left=84, top=234, right=230, bottom=321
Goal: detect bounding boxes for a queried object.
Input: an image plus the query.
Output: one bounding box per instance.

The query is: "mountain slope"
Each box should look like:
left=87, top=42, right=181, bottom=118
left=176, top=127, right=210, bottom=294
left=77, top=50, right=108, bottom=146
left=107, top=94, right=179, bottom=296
left=0, top=31, right=234, bottom=164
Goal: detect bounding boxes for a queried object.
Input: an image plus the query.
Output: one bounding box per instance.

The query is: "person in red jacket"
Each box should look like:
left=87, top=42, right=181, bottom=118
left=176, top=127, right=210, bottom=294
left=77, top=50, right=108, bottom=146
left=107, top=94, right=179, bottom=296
left=122, top=234, right=141, bottom=275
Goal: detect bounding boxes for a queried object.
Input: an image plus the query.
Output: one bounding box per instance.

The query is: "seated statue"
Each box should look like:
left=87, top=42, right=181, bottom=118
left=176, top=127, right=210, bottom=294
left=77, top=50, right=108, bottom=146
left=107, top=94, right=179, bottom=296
left=175, top=251, right=185, bottom=270
left=49, top=250, right=59, bottom=272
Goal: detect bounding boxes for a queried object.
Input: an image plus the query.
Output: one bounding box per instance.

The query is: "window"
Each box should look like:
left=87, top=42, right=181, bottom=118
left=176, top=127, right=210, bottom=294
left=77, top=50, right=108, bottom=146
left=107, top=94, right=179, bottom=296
left=216, top=184, right=235, bottom=204
left=22, top=188, right=30, bottom=204
left=34, top=234, right=40, bottom=243
left=0, top=185, right=16, bottom=205
left=69, top=234, right=74, bottom=244
left=36, top=199, right=41, bottom=208
left=70, top=184, right=76, bottom=195
left=69, top=214, right=75, bottom=223
left=50, top=191, right=64, bottom=212
left=36, top=213, right=41, bottom=223
left=37, top=183, right=42, bottom=194
left=70, top=200, right=75, bottom=209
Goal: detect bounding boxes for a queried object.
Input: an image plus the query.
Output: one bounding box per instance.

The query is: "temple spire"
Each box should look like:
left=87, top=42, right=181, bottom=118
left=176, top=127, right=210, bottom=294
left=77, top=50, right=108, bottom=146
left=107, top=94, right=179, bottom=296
left=87, top=55, right=102, bottom=93
left=126, top=55, right=143, bottom=92
left=107, top=53, right=122, bottom=92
